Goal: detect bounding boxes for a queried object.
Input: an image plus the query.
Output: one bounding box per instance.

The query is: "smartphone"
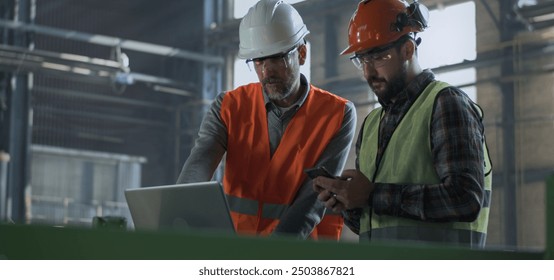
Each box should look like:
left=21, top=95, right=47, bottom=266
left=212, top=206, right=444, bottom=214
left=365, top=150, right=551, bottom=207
left=304, top=166, right=337, bottom=180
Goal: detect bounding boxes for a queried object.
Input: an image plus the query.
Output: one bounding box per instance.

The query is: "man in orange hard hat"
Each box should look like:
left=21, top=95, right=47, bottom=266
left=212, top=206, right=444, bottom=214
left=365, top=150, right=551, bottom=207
left=313, top=0, right=492, bottom=248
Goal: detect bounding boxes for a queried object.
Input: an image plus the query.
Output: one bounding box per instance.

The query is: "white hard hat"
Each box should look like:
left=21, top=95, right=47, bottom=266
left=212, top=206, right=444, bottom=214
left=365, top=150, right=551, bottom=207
left=238, top=0, right=310, bottom=59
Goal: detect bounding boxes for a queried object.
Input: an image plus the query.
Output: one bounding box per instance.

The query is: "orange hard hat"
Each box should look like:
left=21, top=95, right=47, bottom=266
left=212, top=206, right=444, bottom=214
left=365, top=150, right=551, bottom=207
left=341, top=0, right=428, bottom=55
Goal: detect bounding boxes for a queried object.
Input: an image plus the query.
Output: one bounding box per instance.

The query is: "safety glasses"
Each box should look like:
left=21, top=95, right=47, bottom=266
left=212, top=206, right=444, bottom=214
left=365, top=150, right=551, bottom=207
left=349, top=37, right=408, bottom=70
left=245, top=47, right=298, bottom=71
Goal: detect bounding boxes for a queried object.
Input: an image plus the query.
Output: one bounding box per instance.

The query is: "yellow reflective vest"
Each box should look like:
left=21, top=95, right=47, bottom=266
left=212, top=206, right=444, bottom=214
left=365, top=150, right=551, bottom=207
left=358, top=81, right=492, bottom=247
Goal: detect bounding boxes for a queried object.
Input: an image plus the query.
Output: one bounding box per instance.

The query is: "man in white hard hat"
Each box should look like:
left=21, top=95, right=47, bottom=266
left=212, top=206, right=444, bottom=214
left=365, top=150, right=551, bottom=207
left=177, top=0, right=356, bottom=240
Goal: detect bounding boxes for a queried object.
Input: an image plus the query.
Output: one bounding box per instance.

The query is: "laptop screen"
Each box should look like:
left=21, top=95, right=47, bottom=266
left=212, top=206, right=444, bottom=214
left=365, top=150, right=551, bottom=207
left=124, top=181, right=235, bottom=234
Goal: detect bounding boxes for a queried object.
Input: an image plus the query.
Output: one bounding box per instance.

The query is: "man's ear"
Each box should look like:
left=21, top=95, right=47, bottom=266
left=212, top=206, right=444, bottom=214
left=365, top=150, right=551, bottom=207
left=402, top=39, right=416, bottom=60
left=298, top=44, right=307, bottom=65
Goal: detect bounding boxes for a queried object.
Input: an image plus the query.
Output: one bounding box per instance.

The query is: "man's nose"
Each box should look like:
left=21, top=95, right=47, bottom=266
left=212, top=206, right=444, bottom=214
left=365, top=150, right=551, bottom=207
left=363, top=63, right=377, bottom=78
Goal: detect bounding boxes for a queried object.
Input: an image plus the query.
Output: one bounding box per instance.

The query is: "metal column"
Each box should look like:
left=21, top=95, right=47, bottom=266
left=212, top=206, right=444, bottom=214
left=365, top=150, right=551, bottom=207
left=0, top=152, right=8, bottom=221
left=0, top=1, right=10, bottom=222
left=500, top=0, right=518, bottom=247
left=4, top=0, right=33, bottom=223
left=202, top=0, right=224, bottom=180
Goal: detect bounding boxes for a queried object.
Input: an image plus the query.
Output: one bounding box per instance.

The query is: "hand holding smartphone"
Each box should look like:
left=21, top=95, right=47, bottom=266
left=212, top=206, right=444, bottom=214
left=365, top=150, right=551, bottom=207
left=304, top=166, right=338, bottom=180
left=305, top=166, right=340, bottom=200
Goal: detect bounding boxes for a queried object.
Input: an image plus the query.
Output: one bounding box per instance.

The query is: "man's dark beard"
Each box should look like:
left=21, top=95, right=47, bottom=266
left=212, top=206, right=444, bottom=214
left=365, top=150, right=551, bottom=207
left=375, top=65, right=408, bottom=106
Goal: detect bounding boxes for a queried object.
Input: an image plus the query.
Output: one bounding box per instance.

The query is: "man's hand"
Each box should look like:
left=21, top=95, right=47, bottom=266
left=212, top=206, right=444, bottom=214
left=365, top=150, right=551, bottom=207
left=312, top=169, right=374, bottom=212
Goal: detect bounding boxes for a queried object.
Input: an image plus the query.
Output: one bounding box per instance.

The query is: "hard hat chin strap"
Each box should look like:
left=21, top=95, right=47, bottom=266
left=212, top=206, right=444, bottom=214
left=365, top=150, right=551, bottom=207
left=408, top=32, right=422, bottom=47
left=415, top=36, right=422, bottom=46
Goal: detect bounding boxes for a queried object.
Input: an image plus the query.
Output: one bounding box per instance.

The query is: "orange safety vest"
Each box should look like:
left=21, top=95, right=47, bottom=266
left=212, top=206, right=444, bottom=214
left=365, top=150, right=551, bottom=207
left=219, top=83, right=347, bottom=240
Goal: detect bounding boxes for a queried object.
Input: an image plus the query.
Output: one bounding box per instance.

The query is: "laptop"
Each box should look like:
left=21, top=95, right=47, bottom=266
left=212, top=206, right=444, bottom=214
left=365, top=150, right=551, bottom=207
left=124, top=181, right=235, bottom=234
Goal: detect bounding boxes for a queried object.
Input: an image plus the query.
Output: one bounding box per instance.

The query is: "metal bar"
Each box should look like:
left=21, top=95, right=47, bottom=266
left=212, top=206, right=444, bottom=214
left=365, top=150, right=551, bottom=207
left=454, top=66, right=554, bottom=89
left=0, top=44, right=123, bottom=69
left=531, top=18, right=554, bottom=30
left=0, top=0, right=13, bottom=224
left=547, top=174, right=554, bottom=259
left=0, top=44, right=121, bottom=83
left=0, top=19, right=224, bottom=65
left=6, top=0, right=33, bottom=224
left=31, top=145, right=146, bottom=163
left=433, top=44, right=554, bottom=74
left=0, top=151, right=8, bottom=222
left=500, top=0, right=518, bottom=247
left=129, top=73, right=190, bottom=89
left=518, top=1, right=554, bottom=19
left=201, top=0, right=224, bottom=181
left=33, top=86, right=172, bottom=111
left=34, top=106, right=170, bottom=128
left=479, top=0, right=502, bottom=32
left=492, top=168, right=554, bottom=185
left=0, top=40, right=196, bottom=91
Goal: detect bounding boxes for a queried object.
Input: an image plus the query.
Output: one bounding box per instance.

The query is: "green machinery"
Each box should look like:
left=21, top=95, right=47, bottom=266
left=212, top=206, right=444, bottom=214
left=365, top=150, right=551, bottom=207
left=0, top=174, right=552, bottom=260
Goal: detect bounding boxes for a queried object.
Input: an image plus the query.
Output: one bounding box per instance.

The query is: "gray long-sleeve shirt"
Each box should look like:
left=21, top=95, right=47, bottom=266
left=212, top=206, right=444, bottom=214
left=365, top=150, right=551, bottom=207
left=177, top=74, right=356, bottom=239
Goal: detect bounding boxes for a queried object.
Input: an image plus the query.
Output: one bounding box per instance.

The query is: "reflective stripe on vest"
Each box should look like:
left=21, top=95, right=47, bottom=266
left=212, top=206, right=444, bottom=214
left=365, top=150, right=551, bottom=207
left=358, top=81, right=493, bottom=247
left=220, top=83, right=348, bottom=239
left=227, top=194, right=345, bottom=240
left=227, top=194, right=288, bottom=219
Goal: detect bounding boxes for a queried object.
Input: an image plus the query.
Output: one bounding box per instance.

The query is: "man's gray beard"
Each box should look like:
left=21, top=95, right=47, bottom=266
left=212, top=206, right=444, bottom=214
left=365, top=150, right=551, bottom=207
left=266, top=86, right=293, bottom=102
